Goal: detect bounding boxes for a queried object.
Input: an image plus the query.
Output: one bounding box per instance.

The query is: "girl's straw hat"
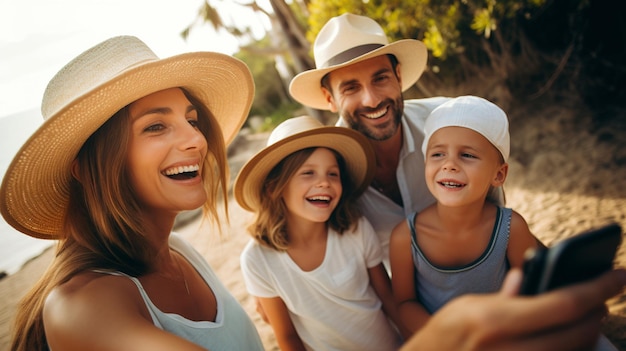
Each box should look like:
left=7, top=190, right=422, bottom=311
left=0, top=36, right=254, bottom=239
left=289, top=13, right=427, bottom=110
left=234, top=116, right=375, bottom=212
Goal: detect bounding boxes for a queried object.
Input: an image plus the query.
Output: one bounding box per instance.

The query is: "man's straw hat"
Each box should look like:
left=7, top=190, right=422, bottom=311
left=234, top=116, right=375, bottom=212
left=289, top=13, right=428, bottom=110
left=0, top=35, right=254, bottom=239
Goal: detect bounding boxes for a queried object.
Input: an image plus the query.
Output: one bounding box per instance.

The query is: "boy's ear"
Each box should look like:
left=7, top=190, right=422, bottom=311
left=492, top=163, right=509, bottom=186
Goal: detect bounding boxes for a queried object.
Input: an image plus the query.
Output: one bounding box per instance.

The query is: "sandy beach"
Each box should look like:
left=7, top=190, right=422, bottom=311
left=0, top=98, right=625, bottom=350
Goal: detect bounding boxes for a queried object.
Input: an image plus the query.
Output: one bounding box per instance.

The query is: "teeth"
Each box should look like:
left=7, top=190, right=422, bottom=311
left=363, top=107, right=387, bottom=119
left=441, top=181, right=463, bottom=188
left=164, top=164, right=200, bottom=176
left=308, top=195, right=331, bottom=201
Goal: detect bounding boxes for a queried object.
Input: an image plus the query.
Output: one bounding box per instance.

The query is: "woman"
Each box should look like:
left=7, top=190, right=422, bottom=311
left=0, top=36, right=264, bottom=351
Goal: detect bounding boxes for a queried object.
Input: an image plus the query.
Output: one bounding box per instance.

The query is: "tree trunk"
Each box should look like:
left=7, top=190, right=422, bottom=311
left=268, top=0, right=327, bottom=122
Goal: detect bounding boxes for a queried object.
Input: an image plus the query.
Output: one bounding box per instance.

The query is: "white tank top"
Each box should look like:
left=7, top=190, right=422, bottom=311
left=98, top=233, right=263, bottom=351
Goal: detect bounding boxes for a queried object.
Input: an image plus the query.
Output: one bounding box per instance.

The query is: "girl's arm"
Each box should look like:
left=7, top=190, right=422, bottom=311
left=368, top=263, right=412, bottom=339
left=389, top=221, right=432, bottom=335
left=506, top=210, right=544, bottom=269
left=257, top=296, right=307, bottom=351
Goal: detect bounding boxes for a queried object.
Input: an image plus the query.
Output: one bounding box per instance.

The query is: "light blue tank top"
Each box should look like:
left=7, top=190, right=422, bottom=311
left=409, top=207, right=511, bottom=313
left=98, top=233, right=264, bottom=350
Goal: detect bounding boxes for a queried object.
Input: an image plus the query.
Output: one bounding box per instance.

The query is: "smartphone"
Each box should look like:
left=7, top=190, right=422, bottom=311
left=520, top=223, right=622, bottom=295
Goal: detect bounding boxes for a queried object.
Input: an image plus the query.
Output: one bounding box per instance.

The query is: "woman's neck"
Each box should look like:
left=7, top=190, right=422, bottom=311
left=140, top=210, right=177, bottom=256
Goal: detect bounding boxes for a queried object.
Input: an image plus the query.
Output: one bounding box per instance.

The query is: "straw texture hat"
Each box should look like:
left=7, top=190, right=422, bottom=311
left=289, top=13, right=428, bottom=110
left=0, top=35, right=254, bottom=239
left=422, top=96, right=510, bottom=161
left=234, top=116, right=375, bottom=212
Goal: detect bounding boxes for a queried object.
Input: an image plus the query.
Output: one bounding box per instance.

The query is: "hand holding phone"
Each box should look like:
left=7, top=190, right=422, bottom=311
left=520, top=223, right=622, bottom=295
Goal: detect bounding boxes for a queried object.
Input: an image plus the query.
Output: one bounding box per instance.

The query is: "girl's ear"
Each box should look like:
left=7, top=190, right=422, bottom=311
left=71, top=158, right=82, bottom=183
left=492, top=162, right=509, bottom=187
left=264, top=178, right=279, bottom=199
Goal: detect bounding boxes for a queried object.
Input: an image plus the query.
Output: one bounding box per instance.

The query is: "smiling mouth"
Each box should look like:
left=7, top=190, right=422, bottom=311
left=439, top=181, right=465, bottom=188
left=363, top=106, right=388, bottom=119
left=163, top=164, right=200, bottom=180
left=307, top=195, right=331, bottom=204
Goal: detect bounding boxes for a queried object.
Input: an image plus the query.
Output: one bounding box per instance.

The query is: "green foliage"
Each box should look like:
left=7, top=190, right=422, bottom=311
left=471, top=5, right=497, bottom=39
left=234, top=39, right=287, bottom=118
left=253, top=101, right=303, bottom=132
left=306, top=0, right=545, bottom=59
left=234, top=36, right=303, bottom=131
left=307, top=0, right=368, bottom=44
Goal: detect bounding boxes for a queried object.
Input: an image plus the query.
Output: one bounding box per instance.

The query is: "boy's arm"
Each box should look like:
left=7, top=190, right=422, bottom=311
left=257, top=296, right=306, bottom=351
left=368, top=263, right=412, bottom=339
left=506, top=210, right=544, bottom=269
left=389, top=221, right=432, bottom=334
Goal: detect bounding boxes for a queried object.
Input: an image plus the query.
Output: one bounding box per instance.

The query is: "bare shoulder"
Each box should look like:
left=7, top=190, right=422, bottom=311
left=390, top=217, right=410, bottom=242
left=509, top=210, right=531, bottom=231
left=43, top=271, right=149, bottom=349
left=45, top=271, right=140, bottom=314
left=508, top=210, right=539, bottom=244
left=507, top=210, right=541, bottom=267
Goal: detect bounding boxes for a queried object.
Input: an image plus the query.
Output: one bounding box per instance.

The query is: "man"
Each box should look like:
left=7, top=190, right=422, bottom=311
left=288, top=13, right=621, bottom=350
left=290, top=13, right=489, bottom=267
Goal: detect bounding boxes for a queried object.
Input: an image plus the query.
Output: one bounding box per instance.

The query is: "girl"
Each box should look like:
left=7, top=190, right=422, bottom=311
left=235, top=115, right=404, bottom=350
left=389, top=96, right=542, bottom=334
left=0, top=36, right=264, bottom=351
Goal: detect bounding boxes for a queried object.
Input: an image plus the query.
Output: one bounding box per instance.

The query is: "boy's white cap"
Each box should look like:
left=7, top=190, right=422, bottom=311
left=422, top=95, right=510, bottom=161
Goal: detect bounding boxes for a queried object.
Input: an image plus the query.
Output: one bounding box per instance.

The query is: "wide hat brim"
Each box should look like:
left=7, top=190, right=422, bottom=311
left=289, top=39, right=427, bottom=111
left=234, top=127, right=375, bottom=212
left=0, top=51, right=254, bottom=239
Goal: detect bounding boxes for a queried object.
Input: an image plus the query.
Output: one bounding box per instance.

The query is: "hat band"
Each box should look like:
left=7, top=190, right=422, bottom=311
left=320, top=44, right=384, bottom=68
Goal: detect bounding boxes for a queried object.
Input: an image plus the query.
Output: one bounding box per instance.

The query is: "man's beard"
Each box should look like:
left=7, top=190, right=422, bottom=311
left=344, top=97, right=404, bottom=141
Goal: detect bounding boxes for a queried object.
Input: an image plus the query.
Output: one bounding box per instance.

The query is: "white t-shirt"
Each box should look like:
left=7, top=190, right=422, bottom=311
left=240, top=217, right=401, bottom=351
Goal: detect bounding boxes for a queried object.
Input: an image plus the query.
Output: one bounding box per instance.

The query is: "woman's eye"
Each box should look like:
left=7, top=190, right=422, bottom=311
left=188, top=119, right=200, bottom=128
left=144, top=123, right=164, bottom=132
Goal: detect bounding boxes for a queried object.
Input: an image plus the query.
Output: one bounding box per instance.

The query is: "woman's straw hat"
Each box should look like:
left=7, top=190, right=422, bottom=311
left=234, top=116, right=375, bottom=212
left=0, top=35, right=254, bottom=239
left=289, top=13, right=427, bottom=110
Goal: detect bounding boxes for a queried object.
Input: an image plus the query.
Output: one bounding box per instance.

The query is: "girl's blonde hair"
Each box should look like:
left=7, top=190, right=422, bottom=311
left=10, top=89, right=229, bottom=351
left=247, top=147, right=361, bottom=251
